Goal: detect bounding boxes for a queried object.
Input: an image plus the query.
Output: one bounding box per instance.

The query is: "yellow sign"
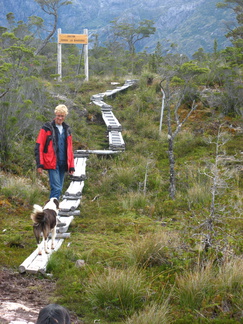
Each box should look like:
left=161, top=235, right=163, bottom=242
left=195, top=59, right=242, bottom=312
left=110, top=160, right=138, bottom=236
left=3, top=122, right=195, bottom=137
left=58, top=34, right=88, bottom=44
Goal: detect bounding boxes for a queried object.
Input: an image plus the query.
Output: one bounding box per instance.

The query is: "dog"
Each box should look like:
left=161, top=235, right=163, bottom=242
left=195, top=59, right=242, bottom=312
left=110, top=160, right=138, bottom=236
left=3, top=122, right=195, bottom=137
left=31, top=198, right=59, bottom=255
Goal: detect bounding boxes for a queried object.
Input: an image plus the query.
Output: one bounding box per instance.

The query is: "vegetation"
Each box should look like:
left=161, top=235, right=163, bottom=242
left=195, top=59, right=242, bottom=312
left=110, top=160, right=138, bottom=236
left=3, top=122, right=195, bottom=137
left=0, top=1, right=242, bottom=323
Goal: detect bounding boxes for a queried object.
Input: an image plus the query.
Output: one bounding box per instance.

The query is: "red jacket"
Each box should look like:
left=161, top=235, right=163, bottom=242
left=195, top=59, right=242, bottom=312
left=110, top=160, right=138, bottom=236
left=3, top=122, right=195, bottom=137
left=35, top=120, right=75, bottom=172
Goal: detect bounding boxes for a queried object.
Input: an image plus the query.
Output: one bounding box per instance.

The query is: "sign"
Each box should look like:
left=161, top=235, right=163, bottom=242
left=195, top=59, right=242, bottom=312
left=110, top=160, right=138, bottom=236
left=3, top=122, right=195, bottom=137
left=58, top=33, right=88, bottom=44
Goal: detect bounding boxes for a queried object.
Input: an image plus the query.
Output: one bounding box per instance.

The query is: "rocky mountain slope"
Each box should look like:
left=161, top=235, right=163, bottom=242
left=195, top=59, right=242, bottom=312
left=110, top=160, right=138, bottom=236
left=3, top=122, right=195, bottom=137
left=1, top=0, right=234, bottom=56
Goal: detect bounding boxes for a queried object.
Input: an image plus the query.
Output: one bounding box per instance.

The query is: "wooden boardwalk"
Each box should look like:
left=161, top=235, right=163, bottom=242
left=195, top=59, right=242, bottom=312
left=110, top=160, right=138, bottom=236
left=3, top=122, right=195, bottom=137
left=19, top=79, right=137, bottom=274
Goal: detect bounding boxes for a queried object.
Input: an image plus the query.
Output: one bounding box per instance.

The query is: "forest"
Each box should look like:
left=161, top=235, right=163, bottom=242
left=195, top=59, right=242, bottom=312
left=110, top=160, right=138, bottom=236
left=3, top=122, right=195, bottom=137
left=0, top=0, right=242, bottom=323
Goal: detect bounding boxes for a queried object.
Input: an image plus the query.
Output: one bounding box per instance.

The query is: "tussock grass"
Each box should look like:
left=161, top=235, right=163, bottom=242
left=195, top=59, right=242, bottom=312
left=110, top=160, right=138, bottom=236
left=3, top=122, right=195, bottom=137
left=96, top=159, right=153, bottom=195
left=0, top=171, right=47, bottom=205
left=176, top=163, right=212, bottom=206
left=85, top=267, right=147, bottom=319
left=124, top=301, right=171, bottom=324
left=126, top=231, right=180, bottom=268
left=218, top=258, right=243, bottom=297
left=175, top=262, right=215, bottom=310
left=187, top=182, right=212, bottom=205
left=122, top=192, right=148, bottom=210
left=175, top=259, right=243, bottom=316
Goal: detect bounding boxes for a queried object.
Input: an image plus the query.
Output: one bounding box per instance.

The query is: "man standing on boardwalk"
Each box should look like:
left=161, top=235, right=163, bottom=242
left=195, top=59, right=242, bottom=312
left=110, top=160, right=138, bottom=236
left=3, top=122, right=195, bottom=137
left=35, top=104, right=75, bottom=200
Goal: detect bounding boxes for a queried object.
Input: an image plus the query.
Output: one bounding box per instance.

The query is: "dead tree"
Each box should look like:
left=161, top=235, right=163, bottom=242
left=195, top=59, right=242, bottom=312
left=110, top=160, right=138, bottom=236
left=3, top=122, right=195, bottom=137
left=34, top=0, right=72, bottom=56
left=166, top=92, right=197, bottom=199
left=198, top=125, right=230, bottom=251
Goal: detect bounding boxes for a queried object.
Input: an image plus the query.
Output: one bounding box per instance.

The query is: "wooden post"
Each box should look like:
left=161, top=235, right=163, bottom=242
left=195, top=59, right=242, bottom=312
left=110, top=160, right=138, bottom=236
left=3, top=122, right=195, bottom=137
left=57, top=28, right=62, bottom=82
left=84, top=29, right=89, bottom=81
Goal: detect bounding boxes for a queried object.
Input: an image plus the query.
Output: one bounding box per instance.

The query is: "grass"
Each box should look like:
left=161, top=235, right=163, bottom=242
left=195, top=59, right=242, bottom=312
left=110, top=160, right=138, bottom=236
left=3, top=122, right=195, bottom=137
left=175, top=262, right=215, bottom=311
left=124, top=301, right=171, bottom=324
left=125, top=230, right=180, bottom=268
left=0, top=76, right=243, bottom=323
left=175, top=259, right=243, bottom=320
left=85, top=267, right=147, bottom=320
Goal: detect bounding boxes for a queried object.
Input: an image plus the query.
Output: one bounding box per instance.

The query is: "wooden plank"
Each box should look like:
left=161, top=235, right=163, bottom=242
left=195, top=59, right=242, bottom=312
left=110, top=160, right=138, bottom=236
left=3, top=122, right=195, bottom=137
left=50, top=233, right=70, bottom=239
left=65, top=181, right=84, bottom=197
left=108, top=131, right=125, bottom=150
left=69, top=157, right=87, bottom=181
left=102, top=111, right=122, bottom=131
left=90, top=80, right=137, bottom=102
left=91, top=100, right=103, bottom=107
left=58, top=209, right=80, bottom=216
left=101, top=103, right=113, bottom=111
left=75, top=157, right=87, bottom=175
left=57, top=216, right=74, bottom=233
left=75, top=149, right=120, bottom=156
left=59, top=198, right=81, bottom=212
left=90, top=95, right=104, bottom=101
left=19, top=239, right=64, bottom=274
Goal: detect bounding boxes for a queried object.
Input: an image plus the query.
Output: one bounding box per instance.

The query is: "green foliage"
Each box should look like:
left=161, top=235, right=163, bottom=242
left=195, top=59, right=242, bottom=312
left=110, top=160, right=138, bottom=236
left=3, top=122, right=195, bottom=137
left=171, top=76, right=185, bottom=86
left=110, top=18, right=156, bottom=53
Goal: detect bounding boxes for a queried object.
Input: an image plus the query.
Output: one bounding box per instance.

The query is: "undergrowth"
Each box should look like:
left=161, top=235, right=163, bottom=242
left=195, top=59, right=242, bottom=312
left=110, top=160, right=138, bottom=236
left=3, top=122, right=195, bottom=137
left=0, top=76, right=242, bottom=323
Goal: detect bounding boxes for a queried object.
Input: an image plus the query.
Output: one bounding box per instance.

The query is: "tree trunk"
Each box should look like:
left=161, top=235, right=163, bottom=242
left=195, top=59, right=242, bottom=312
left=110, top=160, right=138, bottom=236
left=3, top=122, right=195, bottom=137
left=168, top=136, right=176, bottom=199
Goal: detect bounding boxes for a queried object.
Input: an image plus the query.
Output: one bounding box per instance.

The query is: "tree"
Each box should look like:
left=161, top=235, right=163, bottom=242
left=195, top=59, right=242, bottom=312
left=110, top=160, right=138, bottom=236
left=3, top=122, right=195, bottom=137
left=195, top=126, right=232, bottom=253
left=217, top=0, right=243, bottom=42
left=192, top=47, right=208, bottom=61
left=0, top=22, right=51, bottom=167
left=159, top=60, right=209, bottom=199
left=110, top=18, right=156, bottom=54
left=217, top=0, right=243, bottom=65
left=166, top=89, right=198, bottom=199
left=34, top=0, right=72, bottom=55
left=149, top=42, right=163, bottom=73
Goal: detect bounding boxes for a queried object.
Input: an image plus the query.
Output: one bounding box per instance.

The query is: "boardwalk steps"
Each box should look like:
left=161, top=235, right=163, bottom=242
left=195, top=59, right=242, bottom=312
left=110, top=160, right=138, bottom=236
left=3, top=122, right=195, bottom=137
left=19, top=79, right=137, bottom=274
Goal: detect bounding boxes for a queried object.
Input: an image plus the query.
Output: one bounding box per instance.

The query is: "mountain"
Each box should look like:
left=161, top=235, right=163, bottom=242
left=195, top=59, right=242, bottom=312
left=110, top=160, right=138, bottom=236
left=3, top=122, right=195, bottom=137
left=0, top=0, right=234, bottom=56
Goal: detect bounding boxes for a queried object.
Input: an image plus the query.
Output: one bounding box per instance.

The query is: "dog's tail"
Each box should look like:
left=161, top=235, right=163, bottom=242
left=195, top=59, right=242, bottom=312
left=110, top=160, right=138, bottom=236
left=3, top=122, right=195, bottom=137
left=31, top=204, right=44, bottom=223
left=33, top=204, right=43, bottom=213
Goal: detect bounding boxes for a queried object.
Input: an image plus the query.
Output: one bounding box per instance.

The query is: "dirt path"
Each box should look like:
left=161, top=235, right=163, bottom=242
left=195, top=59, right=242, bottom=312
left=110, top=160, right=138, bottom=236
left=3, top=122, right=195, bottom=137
left=0, top=268, right=82, bottom=324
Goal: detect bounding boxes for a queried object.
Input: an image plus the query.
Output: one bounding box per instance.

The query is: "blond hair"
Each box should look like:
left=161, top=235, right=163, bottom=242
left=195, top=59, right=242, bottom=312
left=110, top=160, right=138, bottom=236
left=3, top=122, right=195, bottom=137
left=54, top=104, right=68, bottom=116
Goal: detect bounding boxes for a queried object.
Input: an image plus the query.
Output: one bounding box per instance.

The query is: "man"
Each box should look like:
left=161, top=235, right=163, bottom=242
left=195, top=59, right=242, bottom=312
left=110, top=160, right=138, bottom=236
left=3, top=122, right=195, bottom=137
left=35, top=104, right=75, bottom=200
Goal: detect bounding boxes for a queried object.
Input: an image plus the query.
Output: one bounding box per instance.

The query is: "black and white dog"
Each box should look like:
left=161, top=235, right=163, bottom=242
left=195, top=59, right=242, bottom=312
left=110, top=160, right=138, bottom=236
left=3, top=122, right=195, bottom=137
left=31, top=198, right=59, bottom=255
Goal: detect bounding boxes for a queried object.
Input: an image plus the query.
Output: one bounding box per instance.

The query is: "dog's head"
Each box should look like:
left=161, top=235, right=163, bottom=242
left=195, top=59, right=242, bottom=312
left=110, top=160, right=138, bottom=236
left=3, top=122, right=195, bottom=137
left=44, top=198, right=59, bottom=213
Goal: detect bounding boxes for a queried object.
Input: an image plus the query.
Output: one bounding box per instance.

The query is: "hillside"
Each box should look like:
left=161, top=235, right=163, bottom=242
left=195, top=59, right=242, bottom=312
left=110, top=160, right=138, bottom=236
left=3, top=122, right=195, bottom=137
left=0, top=0, right=234, bottom=56
left=0, top=73, right=243, bottom=323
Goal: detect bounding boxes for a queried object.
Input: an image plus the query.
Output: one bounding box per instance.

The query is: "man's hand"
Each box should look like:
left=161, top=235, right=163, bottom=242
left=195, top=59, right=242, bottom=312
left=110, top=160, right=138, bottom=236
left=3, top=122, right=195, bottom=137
left=37, top=168, right=43, bottom=174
